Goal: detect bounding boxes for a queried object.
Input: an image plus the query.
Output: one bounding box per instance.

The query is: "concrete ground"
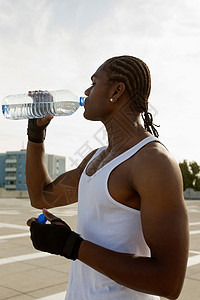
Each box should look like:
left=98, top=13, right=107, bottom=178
left=0, top=198, right=199, bottom=300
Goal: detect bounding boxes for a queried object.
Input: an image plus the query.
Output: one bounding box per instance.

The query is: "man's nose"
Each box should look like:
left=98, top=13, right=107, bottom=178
left=84, top=87, right=91, bottom=96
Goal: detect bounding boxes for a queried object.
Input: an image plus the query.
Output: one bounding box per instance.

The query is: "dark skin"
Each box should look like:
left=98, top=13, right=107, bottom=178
left=26, top=68, right=189, bottom=299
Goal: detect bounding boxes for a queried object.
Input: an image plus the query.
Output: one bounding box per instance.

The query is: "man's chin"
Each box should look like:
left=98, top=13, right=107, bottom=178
left=83, top=112, right=100, bottom=122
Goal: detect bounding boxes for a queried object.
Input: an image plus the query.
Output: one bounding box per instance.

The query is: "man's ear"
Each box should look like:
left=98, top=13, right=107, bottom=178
left=110, top=82, right=126, bottom=103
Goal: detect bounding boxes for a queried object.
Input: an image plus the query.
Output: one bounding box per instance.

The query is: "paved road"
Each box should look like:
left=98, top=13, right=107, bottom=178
left=0, top=198, right=199, bottom=300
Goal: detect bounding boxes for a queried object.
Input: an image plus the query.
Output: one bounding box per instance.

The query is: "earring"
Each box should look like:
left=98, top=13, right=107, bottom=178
left=110, top=98, right=114, bottom=102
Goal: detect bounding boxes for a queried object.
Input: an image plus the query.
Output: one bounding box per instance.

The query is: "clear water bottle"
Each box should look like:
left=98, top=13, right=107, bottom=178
left=1, top=89, right=85, bottom=120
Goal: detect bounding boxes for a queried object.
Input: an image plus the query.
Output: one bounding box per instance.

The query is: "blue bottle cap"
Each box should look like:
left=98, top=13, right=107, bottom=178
left=37, top=213, right=47, bottom=224
left=80, top=97, right=86, bottom=106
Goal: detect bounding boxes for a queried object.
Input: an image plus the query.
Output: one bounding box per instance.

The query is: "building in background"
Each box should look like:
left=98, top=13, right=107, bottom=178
left=45, top=154, right=66, bottom=181
left=0, top=150, right=66, bottom=190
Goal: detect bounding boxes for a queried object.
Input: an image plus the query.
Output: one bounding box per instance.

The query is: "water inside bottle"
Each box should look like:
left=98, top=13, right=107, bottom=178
left=2, top=101, right=80, bottom=120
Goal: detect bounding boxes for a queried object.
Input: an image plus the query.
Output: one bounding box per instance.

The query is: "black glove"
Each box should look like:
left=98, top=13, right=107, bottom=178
left=30, top=220, right=83, bottom=261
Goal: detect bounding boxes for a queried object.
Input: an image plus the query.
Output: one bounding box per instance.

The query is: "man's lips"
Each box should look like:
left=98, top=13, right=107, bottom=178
left=84, top=97, right=88, bottom=106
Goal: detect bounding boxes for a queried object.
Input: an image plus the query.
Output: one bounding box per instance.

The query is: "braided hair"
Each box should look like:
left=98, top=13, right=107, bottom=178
left=101, top=55, right=159, bottom=137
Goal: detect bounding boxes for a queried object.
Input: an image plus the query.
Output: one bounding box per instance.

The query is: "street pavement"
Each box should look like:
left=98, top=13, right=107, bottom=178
left=0, top=198, right=199, bottom=300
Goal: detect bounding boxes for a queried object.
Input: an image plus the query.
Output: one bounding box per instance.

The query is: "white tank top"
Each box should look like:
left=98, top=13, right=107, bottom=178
left=66, top=136, right=160, bottom=300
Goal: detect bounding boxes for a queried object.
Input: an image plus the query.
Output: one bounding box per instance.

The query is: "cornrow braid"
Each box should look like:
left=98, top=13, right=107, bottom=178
left=102, top=55, right=159, bottom=137
left=142, top=111, right=159, bottom=138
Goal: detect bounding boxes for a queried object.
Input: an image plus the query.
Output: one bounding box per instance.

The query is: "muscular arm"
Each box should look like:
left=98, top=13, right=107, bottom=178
left=77, top=149, right=189, bottom=299
left=26, top=140, right=97, bottom=209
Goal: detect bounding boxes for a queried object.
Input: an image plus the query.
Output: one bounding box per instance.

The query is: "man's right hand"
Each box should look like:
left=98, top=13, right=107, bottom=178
left=27, top=115, right=53, bottom=143
left=35, top=115, right=54, bottom=127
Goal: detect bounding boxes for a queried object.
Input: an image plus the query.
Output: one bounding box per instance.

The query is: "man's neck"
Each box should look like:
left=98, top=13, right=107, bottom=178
left=103, top=110, right=150, bottom=153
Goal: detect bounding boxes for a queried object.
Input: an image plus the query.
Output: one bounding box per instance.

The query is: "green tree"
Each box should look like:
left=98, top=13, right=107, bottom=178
left=195, top=177, right=200, bottom=191
left=179, top=160, right=200, bottom=191
left=179, top=160, right=193, bottom=190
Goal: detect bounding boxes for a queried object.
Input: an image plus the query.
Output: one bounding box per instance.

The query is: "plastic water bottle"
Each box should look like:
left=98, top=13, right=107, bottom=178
left=1, top=89, right=86, bottom=120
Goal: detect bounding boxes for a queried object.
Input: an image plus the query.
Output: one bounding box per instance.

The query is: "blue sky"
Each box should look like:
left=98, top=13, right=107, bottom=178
left=0, top=0, right=200, bottom=169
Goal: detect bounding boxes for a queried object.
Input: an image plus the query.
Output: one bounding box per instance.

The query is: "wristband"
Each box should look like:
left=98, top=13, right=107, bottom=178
left=62, top=231, right=83, bottom=260
left=27, top=119, right=47, bottom=143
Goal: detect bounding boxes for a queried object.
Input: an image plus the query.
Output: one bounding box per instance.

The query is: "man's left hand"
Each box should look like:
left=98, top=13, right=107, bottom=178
left=27, top=209, right=83, bottom=261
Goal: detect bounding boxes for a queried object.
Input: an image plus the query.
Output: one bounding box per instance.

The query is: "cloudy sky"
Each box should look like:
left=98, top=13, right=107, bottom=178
left=0, top=0, right=200, bottom=169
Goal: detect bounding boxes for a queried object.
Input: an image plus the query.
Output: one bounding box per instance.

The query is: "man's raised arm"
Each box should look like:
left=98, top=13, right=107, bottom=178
left=26, top=115, right=96, bottom=209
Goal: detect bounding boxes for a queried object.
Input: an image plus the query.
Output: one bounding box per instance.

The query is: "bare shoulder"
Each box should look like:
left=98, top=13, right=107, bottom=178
left=135, top=141, right=180, bottom=170
left=132, top=141, right=183, bottom=196
left=129, top=140, right=186, bottom=220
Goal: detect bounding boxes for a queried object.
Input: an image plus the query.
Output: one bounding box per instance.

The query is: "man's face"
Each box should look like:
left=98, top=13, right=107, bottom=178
left=83, top=68, right=114, bottom=122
